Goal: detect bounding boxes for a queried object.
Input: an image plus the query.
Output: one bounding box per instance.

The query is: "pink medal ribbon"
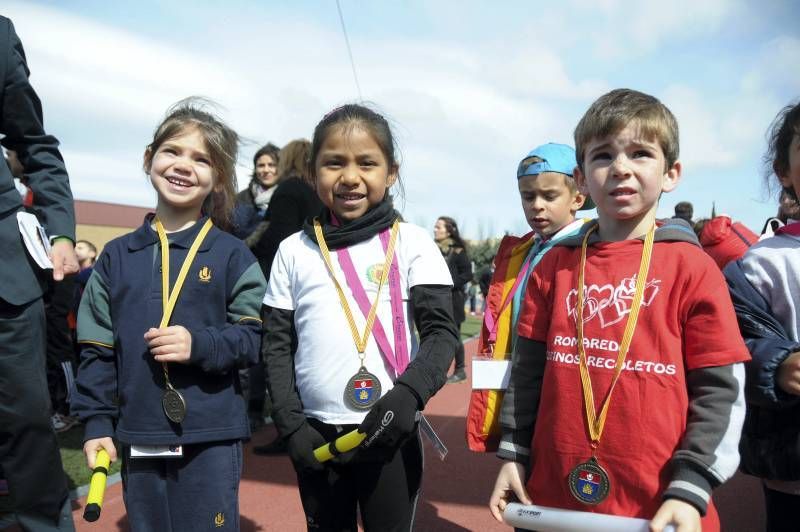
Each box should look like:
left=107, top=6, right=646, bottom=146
left=336, top=228, right=409, bottom=377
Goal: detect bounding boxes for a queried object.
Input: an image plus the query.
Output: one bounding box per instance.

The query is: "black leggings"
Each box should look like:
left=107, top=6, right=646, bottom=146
left=296, top=419, right=423, bottom=532
left=453, top=317, right=465, bottom=371
left=764, top=485, right=800, bottom=532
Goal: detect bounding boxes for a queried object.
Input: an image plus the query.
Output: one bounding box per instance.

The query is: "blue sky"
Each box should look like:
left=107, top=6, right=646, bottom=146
left=6, top=0, right=800, bottom=238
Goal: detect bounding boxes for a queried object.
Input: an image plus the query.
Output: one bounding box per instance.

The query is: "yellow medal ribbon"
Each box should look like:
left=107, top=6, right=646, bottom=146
left=154, top=218, right=214, bottom=384
left=313, top=219, right=400, bottom=362
left=575, top=223, right=655, bottom=446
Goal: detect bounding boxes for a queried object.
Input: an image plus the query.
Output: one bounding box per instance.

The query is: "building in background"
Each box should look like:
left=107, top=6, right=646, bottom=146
left=75, top=200, right=151, bottom=253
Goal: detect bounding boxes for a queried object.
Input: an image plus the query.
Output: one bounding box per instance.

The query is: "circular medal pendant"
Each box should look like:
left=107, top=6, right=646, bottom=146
left=344, top=366, right=382, bottom=410
left=162, top=388, right=187, bottom=424
left=568, top=456, right=610, bottom=505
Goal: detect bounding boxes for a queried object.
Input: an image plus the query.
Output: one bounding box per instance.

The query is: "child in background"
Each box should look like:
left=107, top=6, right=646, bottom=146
left=467, top=142, right=590, bottom=452
left=725, top=100, right=800, bottom=532
left=262, top=104, right=459, bottom=531
left=489, top=89, right=749, bottom=531
left=72, top=100, right=267, bottom=532
left=468, top=281, right=478, bottom=315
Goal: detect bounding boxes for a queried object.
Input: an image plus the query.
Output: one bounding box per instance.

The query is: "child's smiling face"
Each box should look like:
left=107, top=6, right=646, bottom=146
left=314, top=125, right=397, bottom=222
left=146, top=126, right=217, bottom=213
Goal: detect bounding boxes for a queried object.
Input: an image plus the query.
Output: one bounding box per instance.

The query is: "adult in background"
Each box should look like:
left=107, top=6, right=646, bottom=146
left=231, top=143, right=280, bottom=432
left=252, top=138, right=323, bottom=455
left=673, top=200, right=693, bottom=224
left=0, top=16, right=78, bottom=531
left=232, top=142, right=280, bottom=247
left=434, top=216, right=472, bottom=383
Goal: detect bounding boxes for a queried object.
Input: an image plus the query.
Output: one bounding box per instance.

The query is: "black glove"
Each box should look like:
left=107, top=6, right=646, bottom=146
left=286, top=422, right=326, bottom=475
left=358, top=383, right=420, bottom=451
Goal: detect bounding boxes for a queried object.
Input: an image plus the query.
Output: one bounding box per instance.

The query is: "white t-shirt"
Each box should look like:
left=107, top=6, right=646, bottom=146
left=263, top=222, right=453, bottom=424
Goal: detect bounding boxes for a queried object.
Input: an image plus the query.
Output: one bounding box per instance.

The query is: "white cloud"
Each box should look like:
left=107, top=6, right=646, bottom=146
left=570, top=0, right=743, bottom=61
left=4, top=0, right=785, bottom=237
left=662, top=85, right=737, bottom=169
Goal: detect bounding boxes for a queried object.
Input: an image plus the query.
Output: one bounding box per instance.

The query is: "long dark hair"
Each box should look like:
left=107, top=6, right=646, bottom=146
left=764, top=100, right=800, bottom=200
left=310, top=103, right=404, bottom=200
left=251, top=143, right=280, bottom=181
left=437, top=216, right=467, bottom=250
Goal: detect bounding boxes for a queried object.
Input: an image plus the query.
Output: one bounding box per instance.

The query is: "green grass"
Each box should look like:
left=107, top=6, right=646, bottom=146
left=461, top=314, right=482, bottom=339
left=57, top=427, right=121, bottom=491
left=58, top=315, right=482, bottom=490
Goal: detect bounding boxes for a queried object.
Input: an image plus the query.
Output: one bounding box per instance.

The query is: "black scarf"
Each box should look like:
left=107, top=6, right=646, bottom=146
left=303, top=200, right=400, bottom=250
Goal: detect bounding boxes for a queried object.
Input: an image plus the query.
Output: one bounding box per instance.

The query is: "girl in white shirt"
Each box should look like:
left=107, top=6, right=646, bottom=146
left=262, top=104, right=459, bottom=531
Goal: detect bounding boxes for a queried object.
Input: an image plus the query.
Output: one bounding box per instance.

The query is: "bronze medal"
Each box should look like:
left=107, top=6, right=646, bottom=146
left=568, top=456, right=610, bottom=505
left=154, top=219, right=212, bottom=426
left=344, top=366, right=382, bottom=410
left=162, top=387, right=187, bottom=423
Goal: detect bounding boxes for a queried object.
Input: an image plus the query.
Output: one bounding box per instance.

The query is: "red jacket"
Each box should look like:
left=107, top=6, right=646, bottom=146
left=466, top=232, right=534, bottom=451
left=700, top=216, right=757, bottom=269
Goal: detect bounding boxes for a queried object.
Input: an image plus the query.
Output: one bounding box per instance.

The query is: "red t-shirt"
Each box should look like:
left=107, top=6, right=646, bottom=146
left=517, top=238, right=749, bottom=524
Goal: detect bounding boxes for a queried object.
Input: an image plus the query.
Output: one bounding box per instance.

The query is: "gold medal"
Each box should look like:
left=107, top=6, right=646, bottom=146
left=154, top=218, right=213, bottom=424
left=570, top=223, right=655, bottom=504
left=313, top=219, right=399, bottom=412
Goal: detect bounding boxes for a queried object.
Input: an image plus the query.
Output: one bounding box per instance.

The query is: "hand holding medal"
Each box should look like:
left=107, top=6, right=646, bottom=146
left=152, top=218, right=214, bottom=424
left=145, top=325, right=192, bottom=363
left=569, top=223, right=655, bottom=506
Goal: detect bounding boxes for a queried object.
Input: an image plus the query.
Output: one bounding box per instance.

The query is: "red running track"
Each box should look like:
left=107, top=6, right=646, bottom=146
left=68, top=337, right=765, bottom=531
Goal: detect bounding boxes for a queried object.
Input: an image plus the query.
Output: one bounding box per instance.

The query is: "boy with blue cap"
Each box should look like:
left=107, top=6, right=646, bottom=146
left=467, top=142, right=591, bottom=452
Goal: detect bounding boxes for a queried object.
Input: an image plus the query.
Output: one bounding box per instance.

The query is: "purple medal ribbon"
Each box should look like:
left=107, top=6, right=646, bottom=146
left=335, top=227, right=409, bottom=377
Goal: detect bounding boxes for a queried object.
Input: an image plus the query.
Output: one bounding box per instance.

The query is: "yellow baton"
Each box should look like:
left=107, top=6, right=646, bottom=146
left=313, top=429, right=366, bottom=462
left=83, top=449, right=110, bottom=522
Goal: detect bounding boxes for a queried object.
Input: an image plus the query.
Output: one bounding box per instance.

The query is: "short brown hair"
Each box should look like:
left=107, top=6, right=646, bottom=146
left=574, top=89, right=679, bottom=171
left=277, top=139, right=312, bottom=183
left=144, top=98, right=239, bottom=230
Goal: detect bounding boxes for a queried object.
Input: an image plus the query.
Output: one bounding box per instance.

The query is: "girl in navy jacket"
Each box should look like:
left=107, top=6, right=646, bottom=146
left=72, top=100, right=266, bottom=532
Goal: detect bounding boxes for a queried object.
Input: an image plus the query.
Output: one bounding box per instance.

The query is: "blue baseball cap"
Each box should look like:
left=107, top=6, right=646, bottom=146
left=516, top=143, right=594, bottom=210
left=517, top=143, right=577, bottom=178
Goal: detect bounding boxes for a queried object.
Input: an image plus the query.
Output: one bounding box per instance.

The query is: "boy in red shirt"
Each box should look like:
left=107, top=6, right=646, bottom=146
left=489, top=89, right=749, bottom=531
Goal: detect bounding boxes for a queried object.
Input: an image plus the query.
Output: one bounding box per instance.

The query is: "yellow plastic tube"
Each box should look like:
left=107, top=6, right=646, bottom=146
left=83, top=449, right=110, bottom=522
left=313, top=429, right=366, bottom=462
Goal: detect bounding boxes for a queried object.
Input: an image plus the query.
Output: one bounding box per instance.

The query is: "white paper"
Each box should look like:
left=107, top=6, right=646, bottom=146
left=471, top=359, right=511, bottom=389
left=504, top=503, right=676, bottom=532
left=16, top=211, right=53, bottom=269
left=129, top=444, right=183, bottom=458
